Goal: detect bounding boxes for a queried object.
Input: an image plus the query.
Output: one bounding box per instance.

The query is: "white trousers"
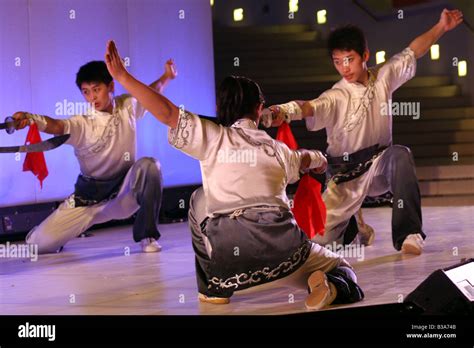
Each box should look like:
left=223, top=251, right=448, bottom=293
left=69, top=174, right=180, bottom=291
left=26, top=166, right=141, bottom=254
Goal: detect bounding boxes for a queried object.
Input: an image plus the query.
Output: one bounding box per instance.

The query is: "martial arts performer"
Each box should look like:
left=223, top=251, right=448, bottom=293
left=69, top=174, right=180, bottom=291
left=12, top=59, right=178, bottom=254
left=265, top=9, right=463, bottom=255
left=105, top=40, right=364, bottom=310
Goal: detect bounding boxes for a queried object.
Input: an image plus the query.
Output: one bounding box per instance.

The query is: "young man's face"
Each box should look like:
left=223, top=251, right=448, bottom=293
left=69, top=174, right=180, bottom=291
left=80, top=81, right=114, bottom=112
left=331, top=49, right=369, bottom=84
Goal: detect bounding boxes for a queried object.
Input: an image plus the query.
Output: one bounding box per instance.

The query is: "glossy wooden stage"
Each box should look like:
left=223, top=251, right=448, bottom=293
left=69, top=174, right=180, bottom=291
left=1, top=206, right=472, bottom=315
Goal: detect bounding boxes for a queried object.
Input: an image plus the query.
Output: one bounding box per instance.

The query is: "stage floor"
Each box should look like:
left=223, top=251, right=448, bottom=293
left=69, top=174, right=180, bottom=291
left=1, top=206, right=472, bottom=315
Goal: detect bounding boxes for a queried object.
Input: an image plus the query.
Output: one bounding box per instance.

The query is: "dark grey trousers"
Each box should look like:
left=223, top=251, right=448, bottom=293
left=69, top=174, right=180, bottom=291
left=188, top=187, right=364, bottom=303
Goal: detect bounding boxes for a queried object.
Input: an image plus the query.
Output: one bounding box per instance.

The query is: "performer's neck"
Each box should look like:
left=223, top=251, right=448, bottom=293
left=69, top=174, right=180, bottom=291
left=104, top=104, right=114, bottom=114
left=356, top=69, right=370, bottom=86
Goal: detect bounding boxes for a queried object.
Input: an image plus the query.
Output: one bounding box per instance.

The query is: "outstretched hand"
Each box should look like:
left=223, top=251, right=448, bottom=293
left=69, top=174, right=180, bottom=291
left=105, top=40, right=129, bottom=83
left=439, top=9, right=463, bottom=32
left=268, top=105, right=287, bottom=127
left=164, top=59, right=178, bottom=80
left=12, top=112, right=30, bottom=130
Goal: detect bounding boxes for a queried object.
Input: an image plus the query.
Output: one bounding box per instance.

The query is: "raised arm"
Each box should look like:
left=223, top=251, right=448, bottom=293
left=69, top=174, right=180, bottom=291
left=105, top=40, right=179, bottom=128
left=409, top=9, right=463, bottom=59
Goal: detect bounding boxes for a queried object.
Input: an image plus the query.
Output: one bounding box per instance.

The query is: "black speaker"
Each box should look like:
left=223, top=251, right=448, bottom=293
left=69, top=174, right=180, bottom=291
left=405, top=258, right=474, bottom=315
left=0, top=202, right=58, bottom=241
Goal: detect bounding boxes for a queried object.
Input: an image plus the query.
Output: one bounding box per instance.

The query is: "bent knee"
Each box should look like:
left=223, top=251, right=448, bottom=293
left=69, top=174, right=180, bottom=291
left=26, top=232, right=63, bottom=254
left=389, top=145, right=413, bottom=163
left=133, top=157, right=162, bottom=180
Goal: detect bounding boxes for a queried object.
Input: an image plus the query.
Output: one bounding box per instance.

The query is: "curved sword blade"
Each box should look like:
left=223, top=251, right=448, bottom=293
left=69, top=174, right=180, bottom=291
left=0, top=134, right=70, bottom=153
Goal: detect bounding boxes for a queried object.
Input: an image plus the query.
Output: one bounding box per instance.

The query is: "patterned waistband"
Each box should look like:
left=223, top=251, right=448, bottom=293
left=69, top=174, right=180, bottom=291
left=328, top=145, right=388, bottom=185
left=72, top=173, right=126, bottom=207
left=220, top=206, right=287, bottom=219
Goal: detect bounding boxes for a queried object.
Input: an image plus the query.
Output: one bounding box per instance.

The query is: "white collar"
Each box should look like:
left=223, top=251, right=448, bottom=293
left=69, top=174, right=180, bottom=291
left=231, top=118, right=258, bottom=130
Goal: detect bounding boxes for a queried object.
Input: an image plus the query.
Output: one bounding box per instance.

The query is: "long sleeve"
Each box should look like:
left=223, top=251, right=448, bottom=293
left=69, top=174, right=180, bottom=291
left=276, top=141, right=326, bottom=184
left=305, top=89, right=338, bottom=132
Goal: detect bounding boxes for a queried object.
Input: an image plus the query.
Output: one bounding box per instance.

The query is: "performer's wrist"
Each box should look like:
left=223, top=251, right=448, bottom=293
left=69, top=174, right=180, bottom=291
left=116, top=71, right=133, bottom=85
left=25, top=112, right=48, bottom=132
left=308, top=150, right=327, bottom=173
left=159, top=73, right=171, bottom=84
left=434, top=20, right=448, bottom=34
left=278, top=101, right=303, bottom=122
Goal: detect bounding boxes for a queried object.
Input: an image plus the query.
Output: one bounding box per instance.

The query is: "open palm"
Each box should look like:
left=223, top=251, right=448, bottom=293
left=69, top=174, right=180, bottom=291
left=105, top=40, right=129, bottom=82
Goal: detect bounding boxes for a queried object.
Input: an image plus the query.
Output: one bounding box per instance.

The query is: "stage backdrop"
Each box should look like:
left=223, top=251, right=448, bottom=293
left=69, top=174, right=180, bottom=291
left=0, top=0, right=215, bottom=207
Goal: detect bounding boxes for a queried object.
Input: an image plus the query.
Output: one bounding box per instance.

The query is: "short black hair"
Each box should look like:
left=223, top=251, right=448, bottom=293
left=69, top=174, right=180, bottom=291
left=328, top=25, right=368, bottom=58
left=217, top=76, right=265, bottom=127
left=75, top=61, right=113, bottom=89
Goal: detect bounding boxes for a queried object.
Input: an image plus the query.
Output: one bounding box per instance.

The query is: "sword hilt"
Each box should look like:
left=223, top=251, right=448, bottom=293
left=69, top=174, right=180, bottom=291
left=1, top=117, right=16, bottom=134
